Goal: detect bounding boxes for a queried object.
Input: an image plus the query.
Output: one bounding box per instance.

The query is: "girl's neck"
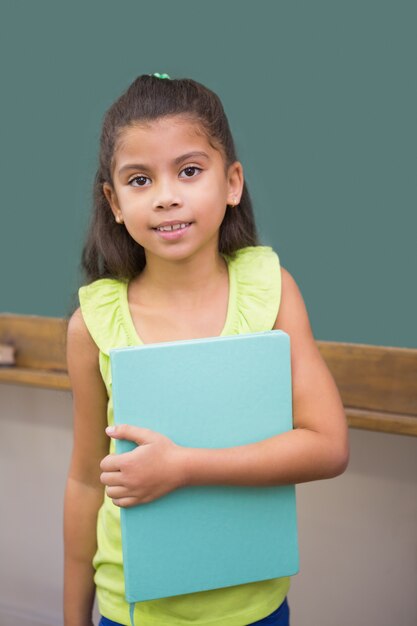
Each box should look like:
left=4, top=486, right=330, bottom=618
left=137, top=246, right=228, bottom=307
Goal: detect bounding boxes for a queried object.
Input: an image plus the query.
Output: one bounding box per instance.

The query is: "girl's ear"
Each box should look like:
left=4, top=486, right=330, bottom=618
left=227, top=161, right=244, bottom=206
left=103, top=182, right=123, bottom=223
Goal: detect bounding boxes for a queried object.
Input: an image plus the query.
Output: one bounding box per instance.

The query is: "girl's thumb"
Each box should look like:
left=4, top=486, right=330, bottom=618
left=106, top=424, right=152, bottom=444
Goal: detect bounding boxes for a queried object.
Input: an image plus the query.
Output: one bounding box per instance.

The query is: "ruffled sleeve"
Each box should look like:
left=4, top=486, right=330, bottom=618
left=78, top=278, right=130, bottom=356
left=223, top=246, right=281, bottom=335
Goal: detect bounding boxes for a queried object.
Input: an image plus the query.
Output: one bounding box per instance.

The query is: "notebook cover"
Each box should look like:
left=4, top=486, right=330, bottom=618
left=109, top=330, right=299, bottom=602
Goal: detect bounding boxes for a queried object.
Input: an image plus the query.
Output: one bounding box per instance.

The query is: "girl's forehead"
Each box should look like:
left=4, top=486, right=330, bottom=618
left=116, top=116, right=210, bottom=155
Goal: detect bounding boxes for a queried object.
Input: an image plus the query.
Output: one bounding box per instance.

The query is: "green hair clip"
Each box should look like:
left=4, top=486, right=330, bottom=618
left=152, top=72, right=171, bottom=79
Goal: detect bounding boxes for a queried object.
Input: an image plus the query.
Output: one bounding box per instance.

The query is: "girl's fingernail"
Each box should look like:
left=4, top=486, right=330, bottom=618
left=106, top=426, right=116, bottom=435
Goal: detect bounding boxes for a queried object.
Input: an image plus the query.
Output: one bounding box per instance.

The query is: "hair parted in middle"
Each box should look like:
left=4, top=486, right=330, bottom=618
left=81, top=74, right=259, bottom=283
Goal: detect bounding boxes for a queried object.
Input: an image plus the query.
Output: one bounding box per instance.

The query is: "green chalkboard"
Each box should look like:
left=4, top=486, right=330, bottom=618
left=1, top=1, right=416, bottom=347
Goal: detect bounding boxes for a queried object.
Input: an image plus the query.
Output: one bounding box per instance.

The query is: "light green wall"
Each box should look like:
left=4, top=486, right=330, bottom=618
left=1, top=1, right=416, bottom=347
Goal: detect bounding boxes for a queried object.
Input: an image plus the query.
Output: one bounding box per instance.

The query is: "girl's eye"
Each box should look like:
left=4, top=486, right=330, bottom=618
left=180, top=166, right=202, bottom=178
left=129, top=175, right=150, bottom=187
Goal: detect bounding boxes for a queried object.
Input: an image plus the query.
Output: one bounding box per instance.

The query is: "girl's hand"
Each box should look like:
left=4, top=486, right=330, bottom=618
left=100, top=425, right=187, bottom=507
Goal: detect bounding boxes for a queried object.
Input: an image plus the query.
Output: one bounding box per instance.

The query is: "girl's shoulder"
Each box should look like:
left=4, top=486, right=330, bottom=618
left=77, top=277, right=128, bottom=355
left=66, top=306, right=105, bottom=378
left=225, top=245, right=281, bottom=283
left=223, top=245, right=282, bottom=334
left=226, top=244, right=279, bottom=264
left=78, top=277, right=127, bottom=315
left=78, top=276, right=125, bottom=298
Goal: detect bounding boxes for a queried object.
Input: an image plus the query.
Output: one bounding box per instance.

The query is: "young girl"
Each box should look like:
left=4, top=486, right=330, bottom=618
left=64, top=73, right=349, bottom=626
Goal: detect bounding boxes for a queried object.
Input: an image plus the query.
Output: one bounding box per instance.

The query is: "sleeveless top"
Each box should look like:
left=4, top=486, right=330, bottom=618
left=78, top=245, right=290, bottom=626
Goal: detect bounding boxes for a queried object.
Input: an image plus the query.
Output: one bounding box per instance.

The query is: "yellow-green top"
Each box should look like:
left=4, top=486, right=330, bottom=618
left=78, top=245, right=290, bottom=626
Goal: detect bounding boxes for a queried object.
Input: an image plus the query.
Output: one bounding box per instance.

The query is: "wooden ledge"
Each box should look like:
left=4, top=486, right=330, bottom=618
left=0, top=314, right=69, bottom=389
left=1, top=314, right=417, bottom=436
left=0, top=366, right=70, bottom=391
left=346, top=408, right=417, bottom=437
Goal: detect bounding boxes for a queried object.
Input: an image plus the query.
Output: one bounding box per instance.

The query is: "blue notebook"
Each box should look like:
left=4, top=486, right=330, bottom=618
left=109, top=330, right=299, bottom=604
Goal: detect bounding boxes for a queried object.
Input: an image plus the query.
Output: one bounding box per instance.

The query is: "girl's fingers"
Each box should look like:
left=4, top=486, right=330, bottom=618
left=100, top=471, right=123, bottom=487
left=105, top=485, right=130, bottom=499
left=111, top=497, right=143, bottom=508
left=100, top=454, right=122, bottom=473
left=106, top=424, right=155, bottom=444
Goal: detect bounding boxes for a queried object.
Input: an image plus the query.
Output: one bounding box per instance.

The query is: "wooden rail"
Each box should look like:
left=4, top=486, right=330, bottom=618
left=1, top=314, right=417, bottom=436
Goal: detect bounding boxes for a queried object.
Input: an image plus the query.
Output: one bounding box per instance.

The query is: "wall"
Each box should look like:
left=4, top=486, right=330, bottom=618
left=1, top=383, right=416, bottom=626
left=1, top=0, right=416, bottom=348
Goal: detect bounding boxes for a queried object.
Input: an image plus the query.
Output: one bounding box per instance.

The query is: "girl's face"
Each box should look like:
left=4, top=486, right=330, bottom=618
left=103, top=115, right=243, bottom=263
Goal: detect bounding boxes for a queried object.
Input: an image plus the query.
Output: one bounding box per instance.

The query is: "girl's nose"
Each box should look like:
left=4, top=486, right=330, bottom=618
left=153, top=181, right=183, bottom=210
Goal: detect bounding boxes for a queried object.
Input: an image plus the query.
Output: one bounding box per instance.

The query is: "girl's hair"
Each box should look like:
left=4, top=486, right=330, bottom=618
left=81, top=74, right=259, bottom=283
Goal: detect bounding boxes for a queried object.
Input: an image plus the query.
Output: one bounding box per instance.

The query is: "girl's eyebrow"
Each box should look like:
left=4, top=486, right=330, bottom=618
left=118, top=151, right=210, bottom=175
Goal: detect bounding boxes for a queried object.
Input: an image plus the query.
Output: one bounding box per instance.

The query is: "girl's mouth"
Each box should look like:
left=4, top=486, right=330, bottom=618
left=153, top=222, right=193, bottom=240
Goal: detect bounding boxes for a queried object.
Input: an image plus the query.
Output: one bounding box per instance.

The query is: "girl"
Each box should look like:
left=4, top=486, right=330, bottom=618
left=64, top=73, right=349, bottom=626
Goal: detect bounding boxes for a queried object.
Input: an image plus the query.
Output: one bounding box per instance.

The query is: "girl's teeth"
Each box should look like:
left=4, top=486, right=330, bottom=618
left=157, top=223, right=190, bottom=232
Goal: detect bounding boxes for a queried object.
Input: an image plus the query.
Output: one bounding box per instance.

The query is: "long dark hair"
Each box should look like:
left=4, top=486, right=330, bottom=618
left=81, top=74, right=259, bottom=283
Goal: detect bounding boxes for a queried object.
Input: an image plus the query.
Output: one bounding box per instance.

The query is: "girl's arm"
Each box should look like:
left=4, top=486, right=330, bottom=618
left=64, top=308, right=109, bottom=626
left=101, top=267, right=348, bottom=506
left=180, top=266, right=349, bottom=487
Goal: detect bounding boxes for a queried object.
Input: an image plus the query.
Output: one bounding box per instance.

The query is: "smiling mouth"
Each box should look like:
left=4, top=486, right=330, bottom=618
left=153, top=222, right=192, bottom=232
